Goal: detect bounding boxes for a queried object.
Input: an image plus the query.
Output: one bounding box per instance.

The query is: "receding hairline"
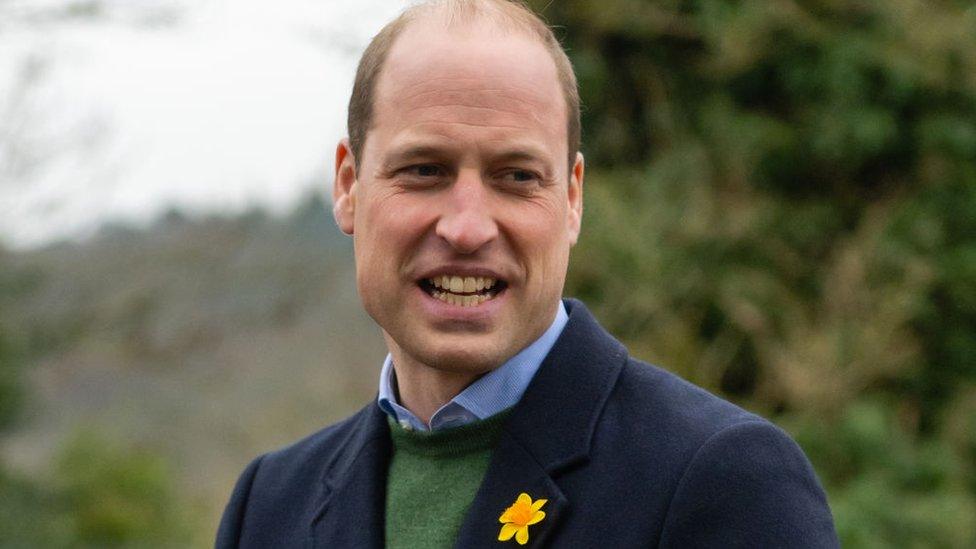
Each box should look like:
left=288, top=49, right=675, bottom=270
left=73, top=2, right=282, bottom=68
left=402, top=0, right=545, bottom=35
left=346, top=0, right=581, bottom=174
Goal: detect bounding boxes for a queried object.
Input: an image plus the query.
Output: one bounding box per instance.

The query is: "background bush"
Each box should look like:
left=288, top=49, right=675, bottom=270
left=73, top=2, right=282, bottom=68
left=529, top=0, right=976, bottom=545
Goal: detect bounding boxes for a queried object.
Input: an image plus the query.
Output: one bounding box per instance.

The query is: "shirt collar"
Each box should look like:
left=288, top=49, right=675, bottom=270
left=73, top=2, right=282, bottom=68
left=377, top=301, right=569, bottom=431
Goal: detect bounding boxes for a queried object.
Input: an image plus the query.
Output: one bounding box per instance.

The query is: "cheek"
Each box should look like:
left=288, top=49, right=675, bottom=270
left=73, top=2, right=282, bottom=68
left=354, top=192, right=437, bottom=268
left=512, top=195, right=571, bottom=245
left=378, top=194, right=436, bottom=236
left=507, top=206, right=572, bottom=276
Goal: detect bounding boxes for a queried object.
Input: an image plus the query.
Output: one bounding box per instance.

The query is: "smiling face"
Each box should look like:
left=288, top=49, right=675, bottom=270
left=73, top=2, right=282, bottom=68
left=333, top=17, right=583, bottom=377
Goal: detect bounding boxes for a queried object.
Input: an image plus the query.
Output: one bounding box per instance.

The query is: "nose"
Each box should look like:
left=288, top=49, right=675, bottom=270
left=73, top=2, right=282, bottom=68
left=435, top=170, right=498, bottom=254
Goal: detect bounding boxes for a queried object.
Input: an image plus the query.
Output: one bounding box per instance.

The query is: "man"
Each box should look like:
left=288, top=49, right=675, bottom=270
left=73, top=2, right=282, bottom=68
left=217, top=1, right=839, bottom=547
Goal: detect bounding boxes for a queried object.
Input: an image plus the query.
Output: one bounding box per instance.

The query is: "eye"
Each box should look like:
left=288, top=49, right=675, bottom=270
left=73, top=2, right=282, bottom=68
left=403, top=164, right=444, bottom=177
left=499, top=169, right=542, bottom=185
left=395, top=164, right=449, bottom=187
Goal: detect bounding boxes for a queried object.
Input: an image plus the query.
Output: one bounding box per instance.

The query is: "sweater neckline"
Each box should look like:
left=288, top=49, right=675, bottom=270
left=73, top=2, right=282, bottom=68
left=387, top=408, right=512, bottom=458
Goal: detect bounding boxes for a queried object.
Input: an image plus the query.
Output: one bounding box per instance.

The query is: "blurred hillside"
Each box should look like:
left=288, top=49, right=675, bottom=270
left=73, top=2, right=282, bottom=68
left=0, top=195, right=385, bottom=546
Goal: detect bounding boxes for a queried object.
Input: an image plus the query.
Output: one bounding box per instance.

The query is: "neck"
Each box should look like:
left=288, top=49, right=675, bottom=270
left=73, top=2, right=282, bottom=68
left=385, top=339, right=486, bottom=427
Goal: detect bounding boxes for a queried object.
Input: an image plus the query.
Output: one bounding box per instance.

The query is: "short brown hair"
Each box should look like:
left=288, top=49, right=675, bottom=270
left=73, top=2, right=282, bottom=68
left=346, top=0, right=580, bottom=173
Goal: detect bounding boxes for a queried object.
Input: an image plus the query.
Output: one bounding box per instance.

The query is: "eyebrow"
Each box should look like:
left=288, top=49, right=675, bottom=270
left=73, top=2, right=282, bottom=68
left=489, top=148, right=550, bottom=165
left=381, top=144, right=452, bottom=169
left=382, top=142, right=552, bottom=169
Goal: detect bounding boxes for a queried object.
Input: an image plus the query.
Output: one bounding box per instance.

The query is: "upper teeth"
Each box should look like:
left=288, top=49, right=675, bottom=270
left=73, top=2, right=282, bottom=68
left=428, top=275, right=496, bottom=293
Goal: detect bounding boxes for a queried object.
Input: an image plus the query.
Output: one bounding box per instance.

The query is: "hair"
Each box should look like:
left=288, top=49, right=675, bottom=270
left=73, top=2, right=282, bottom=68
left=346, top=0, right=580, bottom=173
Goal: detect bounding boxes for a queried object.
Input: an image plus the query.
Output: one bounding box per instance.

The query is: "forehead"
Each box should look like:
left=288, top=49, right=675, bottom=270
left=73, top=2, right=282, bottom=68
left=370, top=18, right=566, bottom=148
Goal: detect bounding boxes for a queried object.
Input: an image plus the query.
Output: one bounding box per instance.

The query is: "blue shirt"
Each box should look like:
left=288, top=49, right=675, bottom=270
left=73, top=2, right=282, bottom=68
left=377, top=301, right=569, bottom=431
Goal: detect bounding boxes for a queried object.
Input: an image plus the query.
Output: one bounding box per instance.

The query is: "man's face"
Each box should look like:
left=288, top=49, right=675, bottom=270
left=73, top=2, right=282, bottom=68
left=333, top=19, right=583, bottom=376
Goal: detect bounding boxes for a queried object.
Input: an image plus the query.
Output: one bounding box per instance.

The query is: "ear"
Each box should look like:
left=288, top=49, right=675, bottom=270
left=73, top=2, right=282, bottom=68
left=567, top=151, right=584, bottom=245
left=333, top=139, right=358, bottom=235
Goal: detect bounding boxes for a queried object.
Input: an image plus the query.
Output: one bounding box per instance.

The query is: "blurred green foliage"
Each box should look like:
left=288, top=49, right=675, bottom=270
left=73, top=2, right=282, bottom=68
left=56, top=430, right=192, bottom=546
left=1, top=252, right=193, bottom=546
left=0, top=335, right=24, bottom=433
left=0, top=260, right=29, bottom=432
left=530, top=0, right=976, bottom=546
left=0, top=431, right=192, bottom=548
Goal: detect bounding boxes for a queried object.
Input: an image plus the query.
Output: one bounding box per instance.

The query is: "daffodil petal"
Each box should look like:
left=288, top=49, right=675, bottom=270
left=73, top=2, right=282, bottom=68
left=530, top=498, right=548, bottom=511
left=516, top=493, right=532, bottom=506
left=527, top=510, right=546, bottom=525
left=499, top=510, right=514, bottom=523
left=498, top=523, right=518, bottom=541
left=516, top=526, right=529, bottom=545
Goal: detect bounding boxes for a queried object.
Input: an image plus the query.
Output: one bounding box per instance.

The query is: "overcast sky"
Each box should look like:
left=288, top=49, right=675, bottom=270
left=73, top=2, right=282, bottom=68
left=0, top=0, right=408, bottom=249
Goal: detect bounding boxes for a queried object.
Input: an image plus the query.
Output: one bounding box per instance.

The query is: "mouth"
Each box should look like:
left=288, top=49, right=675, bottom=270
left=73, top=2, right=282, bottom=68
left=418, top=275, right=508, bottom=307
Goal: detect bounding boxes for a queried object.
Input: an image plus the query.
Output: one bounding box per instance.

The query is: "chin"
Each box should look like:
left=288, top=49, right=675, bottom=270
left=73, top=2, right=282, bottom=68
left=404, top=337, right=512, bottom=375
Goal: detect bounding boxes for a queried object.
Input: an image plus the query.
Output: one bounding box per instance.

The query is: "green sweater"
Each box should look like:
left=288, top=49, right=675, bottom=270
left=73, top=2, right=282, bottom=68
left=385, top=410, right=511, bottom=548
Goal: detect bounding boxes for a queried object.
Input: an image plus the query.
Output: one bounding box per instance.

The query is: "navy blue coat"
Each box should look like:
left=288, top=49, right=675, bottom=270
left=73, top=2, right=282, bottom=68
left=216, top=299, right=839, bottom=548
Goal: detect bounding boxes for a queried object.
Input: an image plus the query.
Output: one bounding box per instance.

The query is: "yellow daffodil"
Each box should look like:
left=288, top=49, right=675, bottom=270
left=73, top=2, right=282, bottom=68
left=497, top=492, right=547, bottom=545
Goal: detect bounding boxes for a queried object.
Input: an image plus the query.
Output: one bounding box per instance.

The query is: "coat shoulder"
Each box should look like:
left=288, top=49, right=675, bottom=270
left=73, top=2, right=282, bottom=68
left=589, top=358, right=839, bottom=547
left=610, top=357, right=765, bottom=445
left=215, top=404, right=379, bottom=548
left=258, top=405, right=369, bottom=477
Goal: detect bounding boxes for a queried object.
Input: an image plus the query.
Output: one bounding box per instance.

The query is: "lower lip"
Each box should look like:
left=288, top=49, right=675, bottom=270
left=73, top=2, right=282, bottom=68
left=415, top=284, right=507, bottom=323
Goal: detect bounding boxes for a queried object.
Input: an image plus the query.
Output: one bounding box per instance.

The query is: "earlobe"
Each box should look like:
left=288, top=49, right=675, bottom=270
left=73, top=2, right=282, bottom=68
left=568, top=151, right=584, bottom=245
left=333, top=139, right=358, bottom=235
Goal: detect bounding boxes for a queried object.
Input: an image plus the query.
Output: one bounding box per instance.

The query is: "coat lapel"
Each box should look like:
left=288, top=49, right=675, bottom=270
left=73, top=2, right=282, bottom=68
left=308, top=403, right=391, bottom=549
left=453, top=431, right=568, bottom=548
left=454, top=299, right=629, bottom=548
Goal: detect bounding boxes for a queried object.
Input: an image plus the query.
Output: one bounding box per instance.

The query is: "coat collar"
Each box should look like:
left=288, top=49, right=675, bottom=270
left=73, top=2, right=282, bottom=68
left=452, top=299, right=628, bottom=548
left=501, top=299, right=628, bottom=474
left=308, top=299, right=628, bottom=548
left=309, top=403, right=390, bottom=549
